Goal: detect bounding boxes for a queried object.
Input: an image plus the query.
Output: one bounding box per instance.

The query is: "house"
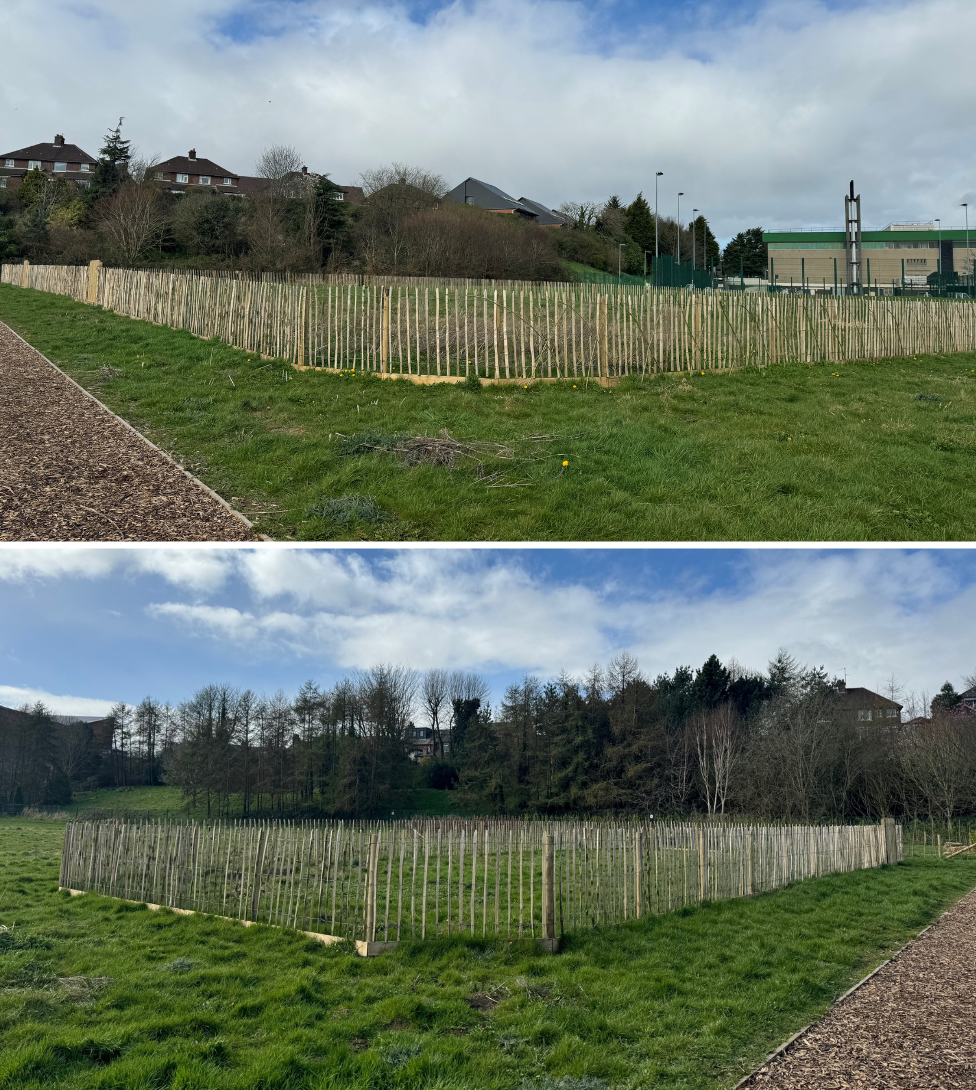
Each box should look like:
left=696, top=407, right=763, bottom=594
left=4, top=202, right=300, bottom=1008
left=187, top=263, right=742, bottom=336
left=444, top=177, right=539, bottom=219
left=516, top=198, right=573, bottom=227
left=0, top=703, right=114, bottom=747
left=958, top=686, right=976, bottom=713
left=0, top=134, right=97, bottom=191
left=833, top=680, right=902, bottom=725
left=153, top=150, right=241, bottom=194
left=406, top=726, right=452, bottom=761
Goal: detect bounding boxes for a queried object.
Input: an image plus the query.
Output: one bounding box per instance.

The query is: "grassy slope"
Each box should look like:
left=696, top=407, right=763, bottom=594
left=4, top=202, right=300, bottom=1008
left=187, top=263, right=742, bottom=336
left=3, top=284, right=976, bottom=541
left=1, top=821, right=975, bottom=1090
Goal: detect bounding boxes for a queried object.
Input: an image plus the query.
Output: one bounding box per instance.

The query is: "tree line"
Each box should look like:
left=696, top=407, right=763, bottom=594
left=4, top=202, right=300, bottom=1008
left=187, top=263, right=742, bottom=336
left=0, top=119, right=767, bottom=280
left=3, top=651, right=976, bottom=824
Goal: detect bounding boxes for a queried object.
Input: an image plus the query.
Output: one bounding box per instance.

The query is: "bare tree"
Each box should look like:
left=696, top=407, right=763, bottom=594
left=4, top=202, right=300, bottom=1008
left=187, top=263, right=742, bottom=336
left=255, top=144, right=305, bottom=196
left=97, top=182, right=167, bottom=265
left=422, top=669, right=450, bottom=757
left=360, top=162, right=446, bottom=200
left=693, top=704, right=740, bottom=815
left=558, top=201, right=597, bottom=229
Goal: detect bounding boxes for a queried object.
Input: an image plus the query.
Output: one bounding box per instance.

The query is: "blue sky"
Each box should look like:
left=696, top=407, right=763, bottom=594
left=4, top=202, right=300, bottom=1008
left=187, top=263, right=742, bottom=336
left=1, top=546, right=973, bottom=717
left=5, top=0, right=976, bottom=241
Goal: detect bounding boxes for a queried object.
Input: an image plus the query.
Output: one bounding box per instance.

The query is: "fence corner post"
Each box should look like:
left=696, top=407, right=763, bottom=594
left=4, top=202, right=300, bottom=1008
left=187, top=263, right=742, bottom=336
left=21, top=259, right=29, bottom=289
left=86, top=260, right=102, bottom=305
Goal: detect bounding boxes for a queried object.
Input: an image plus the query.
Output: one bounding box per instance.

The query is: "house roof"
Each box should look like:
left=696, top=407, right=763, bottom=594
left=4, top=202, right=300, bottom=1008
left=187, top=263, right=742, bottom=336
left=517, top=198, right=572, bottom=226
left=1, top=141, right=96, bottom=163
left=155, top=155, right=236, bottom=178
left=445, top=177, right=538, bottom=217
left=835, top=685, right=902, bottom=710
left=959, top=686, right=976, bottom=703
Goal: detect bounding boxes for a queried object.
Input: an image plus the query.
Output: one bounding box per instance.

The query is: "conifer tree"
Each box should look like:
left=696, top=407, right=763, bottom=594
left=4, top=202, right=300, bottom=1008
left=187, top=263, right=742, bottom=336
left=722, top=226, right=767, bottom=278
left=624, top=192, right=655, bottom=254
left=312, top=174, right=348, bottom=266
left=88, top=117, right=131, bottom=203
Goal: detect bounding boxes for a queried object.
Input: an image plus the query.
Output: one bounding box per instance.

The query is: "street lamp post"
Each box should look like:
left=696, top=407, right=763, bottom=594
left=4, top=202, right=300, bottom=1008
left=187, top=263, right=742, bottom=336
left=677, top=192, right=684, bottom=263
left=654, top=172, right=663, bottom=262
left=692, top=209, right=699, bottom=271
left=964, top=203, right=971, bottom=293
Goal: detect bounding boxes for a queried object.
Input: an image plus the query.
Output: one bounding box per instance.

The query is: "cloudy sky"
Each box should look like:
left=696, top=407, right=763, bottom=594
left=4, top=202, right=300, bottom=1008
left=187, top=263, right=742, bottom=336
left=4, top=0, right=976, bottom=240
left=0, top=545, right=973, bottom=716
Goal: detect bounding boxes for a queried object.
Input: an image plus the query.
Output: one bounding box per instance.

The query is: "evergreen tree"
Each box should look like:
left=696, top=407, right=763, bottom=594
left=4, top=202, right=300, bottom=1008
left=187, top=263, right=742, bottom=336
left=691, top=214, right=720, bottom=271
left=88, top=117, right=131, bottom=203
left=722, top=227, right=767, bottom=278
left=312, top=174, right=349, bottom=266
left=932, top=681, right=961, bottom=712
left=624, top=192, right=655, bottom=254
left=691, top=654, right=730, bottom=709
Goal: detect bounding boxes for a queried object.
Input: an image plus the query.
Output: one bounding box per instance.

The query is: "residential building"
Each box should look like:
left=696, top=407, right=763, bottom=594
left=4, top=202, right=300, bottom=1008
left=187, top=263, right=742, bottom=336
left=516, top=198, right=573, bottom=227
left=958, top=686, right=976, bottom=713
left=0, top=134, right=97, bottom=191
left=445, top=177, right=539, bottom=219
left=764, top=222, right=976, bottom=292
left=406, top=726, right=452, bottom=761
left=153, top=150, right=241, bottom=194
left=833, top=680, right=902, bottom=725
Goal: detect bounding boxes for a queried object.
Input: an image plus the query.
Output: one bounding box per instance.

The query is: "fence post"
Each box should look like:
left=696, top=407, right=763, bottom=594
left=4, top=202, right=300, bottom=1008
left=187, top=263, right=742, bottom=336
left=250, top=828, right=268, bottom=922
left=381, top=287, right=390, bottom=373
left=634, top=831, right=643, bottom=918
left=541, top=832, right=555, bottom=945
left=600, top=295, right=609, bottom=378
left=86, top=260, right=102, bottom=305
left=882, top=817, right=898, bottom=865
left=20, top=259, right=29, bottom=288
left=366, top=833, right=380, bottom=941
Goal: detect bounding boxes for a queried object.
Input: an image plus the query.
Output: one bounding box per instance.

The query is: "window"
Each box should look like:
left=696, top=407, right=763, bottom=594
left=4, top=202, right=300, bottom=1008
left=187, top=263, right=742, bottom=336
left=78, top=180, right=90, bottom=189
left=154, top=172, right=165, bottom=181
left=857, top=710, right=872, bottom=722
left=4, top=159, right=13, bottom=168
left=28, top=160, right=41, bottom=170
left=0, top=177, right=6, bottom=189
left=54, top=161, right=66, bottom=172
left=80, top=163, right=89, bottom=172
left=334, top=191, right=344, bottom=200
left=176, top=173, right=188, bottom=184
left=886, top=709, right=898, bottom=718
left=198, top=175, right=210, bottom=185
left=223, top=177, right=232, bottom=185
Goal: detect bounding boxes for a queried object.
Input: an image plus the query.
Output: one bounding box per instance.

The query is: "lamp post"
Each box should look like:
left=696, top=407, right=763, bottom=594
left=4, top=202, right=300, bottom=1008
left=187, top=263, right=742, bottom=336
left=964, top=203, right=971, bottom=293
left=936, top=217, right=941, bottom=287
left=654, top=172, right=663, bottom=261
left=692, top=208, right=699, bottom=271
left=677, top=192, right=684, bottom=263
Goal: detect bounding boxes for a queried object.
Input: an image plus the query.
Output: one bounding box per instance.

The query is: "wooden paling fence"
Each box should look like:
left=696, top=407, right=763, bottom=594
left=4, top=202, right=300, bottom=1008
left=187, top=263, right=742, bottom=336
left=60, top=817, right=899, bottom=954
left=8, top=260, right=976, bottom=379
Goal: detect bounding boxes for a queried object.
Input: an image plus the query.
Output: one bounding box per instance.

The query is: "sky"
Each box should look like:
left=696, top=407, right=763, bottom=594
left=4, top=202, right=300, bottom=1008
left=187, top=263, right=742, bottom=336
left=4, top=1, right=976, bottom=241
left=1, top=545, right=973, bottom=717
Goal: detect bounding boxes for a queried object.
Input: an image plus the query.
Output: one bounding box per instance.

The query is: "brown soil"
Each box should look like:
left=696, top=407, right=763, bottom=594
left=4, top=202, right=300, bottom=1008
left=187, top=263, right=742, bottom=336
left=739, top=885, right=976, bottom=1089
left=0, top=323, right=257, bottom=541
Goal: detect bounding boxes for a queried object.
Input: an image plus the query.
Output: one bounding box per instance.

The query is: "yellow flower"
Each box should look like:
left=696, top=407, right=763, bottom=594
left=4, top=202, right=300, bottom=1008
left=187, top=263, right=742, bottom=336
left=562, top=460, right=569, bottom=466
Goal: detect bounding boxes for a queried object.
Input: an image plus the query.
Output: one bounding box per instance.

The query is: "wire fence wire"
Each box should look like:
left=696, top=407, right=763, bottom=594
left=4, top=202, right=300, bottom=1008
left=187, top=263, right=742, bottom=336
left=61, top=817, right=899, bottom=945
left=8, top=261, right=976, bottom=378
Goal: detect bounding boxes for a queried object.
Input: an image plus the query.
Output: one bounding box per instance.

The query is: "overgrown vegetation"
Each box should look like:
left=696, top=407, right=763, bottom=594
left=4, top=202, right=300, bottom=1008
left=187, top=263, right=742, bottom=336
left=1, top=821, right=974, bottom=1090
left=3, top=284, right=976, bottom=541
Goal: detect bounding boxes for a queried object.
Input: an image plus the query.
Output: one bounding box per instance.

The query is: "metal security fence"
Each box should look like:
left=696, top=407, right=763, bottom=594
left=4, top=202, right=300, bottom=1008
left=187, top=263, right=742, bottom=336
left=60, top=817, right=899, bottom=951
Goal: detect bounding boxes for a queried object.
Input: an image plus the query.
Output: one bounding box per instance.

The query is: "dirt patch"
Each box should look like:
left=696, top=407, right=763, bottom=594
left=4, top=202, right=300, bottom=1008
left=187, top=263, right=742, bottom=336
left=0, top=322, right=257, bottom=541
left=465, top=992, right=499, bottom=1012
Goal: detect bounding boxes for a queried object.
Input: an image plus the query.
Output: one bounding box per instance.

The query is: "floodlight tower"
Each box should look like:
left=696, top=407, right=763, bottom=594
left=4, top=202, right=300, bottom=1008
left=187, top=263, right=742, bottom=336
left=844, top=180, right=863, bottom=294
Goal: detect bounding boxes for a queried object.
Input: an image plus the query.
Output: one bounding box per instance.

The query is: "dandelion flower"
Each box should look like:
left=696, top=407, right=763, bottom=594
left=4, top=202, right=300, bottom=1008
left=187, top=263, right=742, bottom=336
left=562, top=460, right=569, bottom=466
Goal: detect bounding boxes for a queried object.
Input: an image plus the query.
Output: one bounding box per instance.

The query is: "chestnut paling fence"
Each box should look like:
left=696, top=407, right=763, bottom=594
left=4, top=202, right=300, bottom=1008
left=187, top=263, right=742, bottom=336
left=7, top=261, right=976, bottom=378
left=60, top=818, right=900, bottom=946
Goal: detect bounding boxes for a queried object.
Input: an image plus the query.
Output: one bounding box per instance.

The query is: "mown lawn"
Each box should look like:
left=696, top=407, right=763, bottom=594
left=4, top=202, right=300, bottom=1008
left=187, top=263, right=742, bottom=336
left=3, top=284, right=976, bottom=541
left=1, top=820, right=974, bottom=1090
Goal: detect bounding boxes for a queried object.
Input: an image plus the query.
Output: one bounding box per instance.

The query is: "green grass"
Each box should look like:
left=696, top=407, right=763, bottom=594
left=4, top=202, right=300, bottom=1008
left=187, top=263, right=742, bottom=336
left=1, top=820, right=974, bottom=1089
left=563, top=262, right=652, bottom=287
left=4, top=283, right=976, bottom=540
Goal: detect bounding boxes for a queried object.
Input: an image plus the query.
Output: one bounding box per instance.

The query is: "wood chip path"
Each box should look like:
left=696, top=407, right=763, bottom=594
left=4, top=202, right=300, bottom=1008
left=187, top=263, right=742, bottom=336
left=737, top=884, right=976, bottom=1088
left=0, top=322, right=257, bottom=541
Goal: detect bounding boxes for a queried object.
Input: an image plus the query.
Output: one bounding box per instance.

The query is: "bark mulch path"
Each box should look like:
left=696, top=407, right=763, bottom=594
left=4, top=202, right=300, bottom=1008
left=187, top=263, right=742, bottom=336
left=0, top=322, right=257, bottom=541
left=738, top=884, right=976, bottom=1089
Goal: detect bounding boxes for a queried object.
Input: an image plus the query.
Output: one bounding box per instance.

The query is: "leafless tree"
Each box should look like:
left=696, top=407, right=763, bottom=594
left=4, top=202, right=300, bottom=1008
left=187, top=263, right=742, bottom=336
left=693, top=704, right=740, bottom=815
left=422, top=669, right=450, bottom=757
left=97, top=182, right=167, bottom=265
left=256, top=144, right=305, bottom=195
left=558, top=201, right=597, bottom=229
left=360, top=162, right=446, bottom=200
left=904, top=715, right=976, bottom=828
left=449, top=670, right=490, bottom=707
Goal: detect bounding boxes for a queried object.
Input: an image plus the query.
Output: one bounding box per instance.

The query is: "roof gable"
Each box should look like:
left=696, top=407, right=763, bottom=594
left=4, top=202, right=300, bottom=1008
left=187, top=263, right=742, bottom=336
left=446, top=177, right=537, bottom=216
left=155, top=155, right=236, bottom=177
left=518, top=197, right=571, bottom=225
left=2, top=142, right=96, bottom=163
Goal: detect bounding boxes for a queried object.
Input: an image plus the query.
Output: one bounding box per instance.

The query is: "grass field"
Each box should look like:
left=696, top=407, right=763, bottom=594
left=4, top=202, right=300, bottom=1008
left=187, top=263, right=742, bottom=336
left=3, top=284, right=976, bottom=541
left=1, top=820, right=974, bottom=1090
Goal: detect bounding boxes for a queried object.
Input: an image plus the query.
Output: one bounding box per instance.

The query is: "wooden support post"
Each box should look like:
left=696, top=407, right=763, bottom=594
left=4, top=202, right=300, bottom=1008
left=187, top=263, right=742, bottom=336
left=600, top=295, right=609, bottom=378
left=881, top=817, right=898, bottom=865
left=540, top=832, right=557, bottom=950
left=634, top=832, right=643, bottom=918
left=380, top=288, right=391, bottom=373
left=250, top=828, right=267, bottom=922
left=20, top=260, right=29, bottom=288
left=366, top=833, right=380, bottom=942
left=86, top=260, right=102, bottom=305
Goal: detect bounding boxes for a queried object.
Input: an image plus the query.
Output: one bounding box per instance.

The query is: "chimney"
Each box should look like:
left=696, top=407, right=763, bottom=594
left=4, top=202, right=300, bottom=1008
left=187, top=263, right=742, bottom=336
left=301, top=165, right=308, bottom=175
left=54, top=134, right=65, bottom=148
left=188, top=148, right=196, bottom=160
left=837, top=680, right=846, bottom=693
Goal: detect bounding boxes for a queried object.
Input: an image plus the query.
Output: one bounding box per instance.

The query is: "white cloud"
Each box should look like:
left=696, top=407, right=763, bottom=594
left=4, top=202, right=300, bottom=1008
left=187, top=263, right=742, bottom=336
left=0, top=684, right=116, bottom=717
left=3, top=0, right=976, bottom=238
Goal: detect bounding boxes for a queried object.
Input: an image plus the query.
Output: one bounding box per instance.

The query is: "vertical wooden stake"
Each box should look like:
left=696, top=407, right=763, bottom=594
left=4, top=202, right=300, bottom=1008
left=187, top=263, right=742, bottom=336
left=250, top=828, right=268, bottom=922
left=542, top=832, right=555, bottom=940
